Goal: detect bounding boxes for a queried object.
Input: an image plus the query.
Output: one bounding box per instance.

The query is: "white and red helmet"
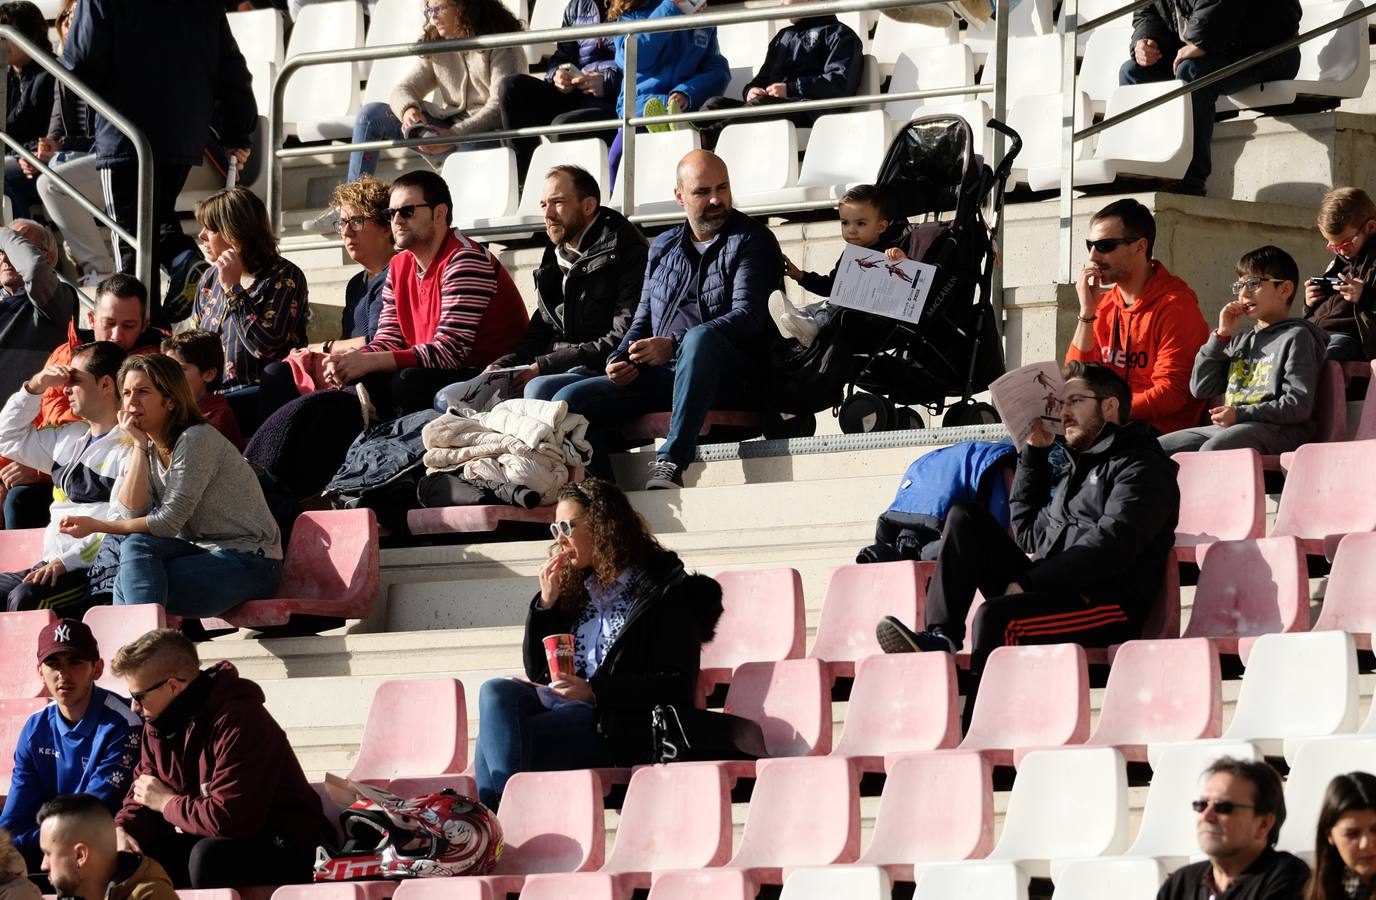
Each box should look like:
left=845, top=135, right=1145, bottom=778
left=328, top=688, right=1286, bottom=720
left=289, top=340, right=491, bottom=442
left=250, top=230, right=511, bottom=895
left=314, top=789, right=503, bottom=881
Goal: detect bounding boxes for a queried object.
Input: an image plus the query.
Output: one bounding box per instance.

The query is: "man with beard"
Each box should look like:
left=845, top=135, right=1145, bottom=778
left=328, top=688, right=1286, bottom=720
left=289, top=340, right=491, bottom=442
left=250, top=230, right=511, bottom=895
left=1156, top=757, right=1309, bottom=900
left=322, top=169, right=529, bottom=419
left=556, top=150, right=783, bottom=489
left=875, top=362, right=1180, bottom=719
left=37, top=794, right=176, bottom=900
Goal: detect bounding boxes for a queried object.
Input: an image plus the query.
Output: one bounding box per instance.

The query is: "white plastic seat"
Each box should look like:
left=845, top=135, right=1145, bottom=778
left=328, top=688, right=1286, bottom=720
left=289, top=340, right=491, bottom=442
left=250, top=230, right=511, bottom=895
left=1223, top=0, right=1370, bottom=110
left=912, top=862, right=1029, bottom=900
left=779, top=866, right=889, bottom=900
left=871, top=17, right=959, bottom=77
left=1051, top=859, right=1165, bottom=900
left=1043, top=80, right=1192, bottom=189
left=837, top=10, right=876, bottom=51
left=443, top=147, right=521, bottom=228
left=612, top=130, right=700, bottom=216
left=714, top=120, right=799, bottom=204
left=359, top=0, right=428, bottom=99
left=1007, top=91, right=1092, bottom=189
left=985, top=748, right=1129, bottom=877
left=1277, top=735, right=1376, bottom=858
left=228, top=8, right=285, bottom=67
left=1079, top=25, right=1135, bottom=115
left=525, top=0, right=563, bottom=64
left=965, top=0, right=1054, bottom=61
left=283, top=0, right=365, bottom=140
left=1065, top=0, right=1134, bottom=53
left=716, top=20, right=776, bottom=71
left=977, top=34, right=1065, bottom=109
left=482, top=138, right=609, bottom=228
left=738, top=110, right=889, bottom=206
left=886, top=44, right=976, bottom=123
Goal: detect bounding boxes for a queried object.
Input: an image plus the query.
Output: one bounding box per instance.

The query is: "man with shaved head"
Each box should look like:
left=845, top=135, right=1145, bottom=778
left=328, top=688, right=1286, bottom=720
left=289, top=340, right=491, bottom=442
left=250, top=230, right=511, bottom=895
left=37, top=793, right=176, bottom=900
left=553, top=149, right=783, bottom=489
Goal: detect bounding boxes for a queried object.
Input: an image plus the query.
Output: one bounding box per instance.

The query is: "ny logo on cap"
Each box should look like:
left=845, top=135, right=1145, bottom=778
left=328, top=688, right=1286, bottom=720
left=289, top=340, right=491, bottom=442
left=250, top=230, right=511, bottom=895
left=53, top=624, right=71, bottom=643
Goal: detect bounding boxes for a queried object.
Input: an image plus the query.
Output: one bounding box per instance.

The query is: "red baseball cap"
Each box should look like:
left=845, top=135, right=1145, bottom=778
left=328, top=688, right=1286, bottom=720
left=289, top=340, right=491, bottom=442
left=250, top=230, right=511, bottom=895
left=36, top=618, right=101, bottom=664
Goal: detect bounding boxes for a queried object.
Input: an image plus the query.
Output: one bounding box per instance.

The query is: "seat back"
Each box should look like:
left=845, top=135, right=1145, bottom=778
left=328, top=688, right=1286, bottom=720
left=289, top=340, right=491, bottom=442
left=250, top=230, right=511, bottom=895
left=1278, top=735, right=1376, bottom=853
left=870, top=16, right=959, bottom=73
left=601, top=763, right=732, bottom=873
left=612, top=130, right=701, bottom=214
left=1174, top=448, right=1266, bottom=548
left=1313, top=361, right=1349, bottom=443
left=361, top=0, right=428, bottom=103
left=0, top=527, right=45, bottom=572
left=1006, top=91, right=1092, bottom=179
left=445, top=148, right=521, bottom=226
left=1223, top=631, right=1361, bottom=744
left=82, top=605, right=166, bottom=695
left=1087, top=639, right=1221, bottom=750
left=1272, top=440, right=1376, bottom=544
left=832, top=653, right=960, bottom=758
left=728, top=757, right=860, bottom=869
left=282, top=0, right=364, bottom=131
left=516, top=139, right=611, bottom=218
left=348, top=679, right=467, bottom=782
left=276, top=509, right=380, bottom=618
left=723, top=659, right=831, bottom=757
left=977, top=34, right=1064, bottom=107
left=987, top=748, right=1129, bottom=863
left=394, top=881, right=493, bottom=900
left=1293, top=0, right=1370, bottom=91
left=859, top=750, right=994, bottom=868
left=1078, top=25, right=1135, bottom=112
left=1051, top=859, right=1165, bottom=900
left=701, top=568, right=805, bottom=673
left=959, top=644, right=1090, bottom=755
left=780, top=866, right=890, bottom=900
left=1313, top=532, right=1376, bottom=636
left=715, top=119, right=798, bottom=195
left=0, top=610, right=59, bottom=698
left=1127, top=740, right=1259, bottom=859
left=645, top=869, right=755, bottom=900
left=794, top=110, right=889, bottom=192
left=227, top=8, right=284, bottom=66
left=715, top=19, right=775, bottom=70
left=491, top=769, right=605, bottom=875
left=1184, top=537, right=1309, bottom=640
left=809, top=560, right=925, bottom=666
left=0, top=697, right=48, bottom=794
left=1096, top=81, right=1192, bottom=166
left=912, top=862, right=1029, bottom=900
left=885, top=43, right=976, bottom=123
left=1356, top=373, right=1376, bottom=440
left=517, top=874, right=616, bottom=900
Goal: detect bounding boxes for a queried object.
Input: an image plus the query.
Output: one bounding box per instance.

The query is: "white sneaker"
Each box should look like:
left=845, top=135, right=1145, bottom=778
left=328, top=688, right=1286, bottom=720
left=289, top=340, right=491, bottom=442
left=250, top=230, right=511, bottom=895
left=767, top=291, right=819, bottom=347
left=301, top=207, right=339, bottom=235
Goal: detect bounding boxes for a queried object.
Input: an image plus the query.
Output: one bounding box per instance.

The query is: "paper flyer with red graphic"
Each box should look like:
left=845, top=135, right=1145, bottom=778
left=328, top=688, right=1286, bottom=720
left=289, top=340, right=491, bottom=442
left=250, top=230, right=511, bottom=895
left=827, top=243, right=936, bottom=325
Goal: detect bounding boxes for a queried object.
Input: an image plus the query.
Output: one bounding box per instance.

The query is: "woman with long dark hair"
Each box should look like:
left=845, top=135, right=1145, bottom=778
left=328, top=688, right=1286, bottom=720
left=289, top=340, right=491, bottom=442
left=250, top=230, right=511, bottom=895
left=472, top=478, right=723, bottom=809
left=1308, top=772, right=1376, bottom=900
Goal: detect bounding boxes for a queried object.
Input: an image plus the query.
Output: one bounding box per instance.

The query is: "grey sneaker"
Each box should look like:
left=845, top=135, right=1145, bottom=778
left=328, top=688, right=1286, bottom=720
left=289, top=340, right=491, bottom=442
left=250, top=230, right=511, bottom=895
left=875, top=616, right=956, bottom=654
left=301, top=207, right=339, bottom=235
left=644, top=459, right=684, bottom=490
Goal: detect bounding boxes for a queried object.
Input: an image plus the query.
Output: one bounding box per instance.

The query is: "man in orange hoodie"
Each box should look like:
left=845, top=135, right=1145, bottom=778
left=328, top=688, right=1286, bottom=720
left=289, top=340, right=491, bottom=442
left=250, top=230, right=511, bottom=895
left=1064, top=199, right=1209, bottom=436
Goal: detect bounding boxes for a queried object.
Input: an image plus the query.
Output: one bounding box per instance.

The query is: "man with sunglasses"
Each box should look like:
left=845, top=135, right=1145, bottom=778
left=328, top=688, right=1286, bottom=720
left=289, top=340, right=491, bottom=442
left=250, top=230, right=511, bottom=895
left=0, top=619, right=140, bottom=873
left=322, top=169, right=529, bottom=419
left=1304, top=186, right=1376, bottom=362
left=1158, top=757, right=1308, bottom=900
left=109, top=629, right=331, bottom=889
left=1065, top=199, right=1209, bottom=437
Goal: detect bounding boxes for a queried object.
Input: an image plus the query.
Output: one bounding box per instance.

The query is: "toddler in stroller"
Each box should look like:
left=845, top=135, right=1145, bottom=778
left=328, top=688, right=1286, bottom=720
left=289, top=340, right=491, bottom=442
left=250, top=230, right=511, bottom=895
left=775, top=183, right=910, bottom=346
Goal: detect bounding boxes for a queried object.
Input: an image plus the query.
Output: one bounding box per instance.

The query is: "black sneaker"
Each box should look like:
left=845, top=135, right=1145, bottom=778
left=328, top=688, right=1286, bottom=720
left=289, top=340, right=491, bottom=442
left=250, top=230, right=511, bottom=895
left=644, top=459, right=684, bottom=490
left=875, top=616, right=956, bottom=654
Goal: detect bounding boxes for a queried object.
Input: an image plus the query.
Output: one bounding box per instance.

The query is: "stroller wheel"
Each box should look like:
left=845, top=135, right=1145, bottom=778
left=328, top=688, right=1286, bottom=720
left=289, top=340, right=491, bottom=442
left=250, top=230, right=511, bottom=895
left=838, top=392, right=894, bottom=434
left=943, top=400, right=1001, bottom=427
left=893, top=407, right=925, bottom=430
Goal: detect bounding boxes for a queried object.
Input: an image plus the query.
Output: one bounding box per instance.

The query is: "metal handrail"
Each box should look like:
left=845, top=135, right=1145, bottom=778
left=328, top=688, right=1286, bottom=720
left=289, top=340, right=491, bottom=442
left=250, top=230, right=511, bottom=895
left=0, top=26, right=155, bottom=297
left=267, top=0, right=1011, bottom=233
left=1056, top=0, right=1376, bottom=280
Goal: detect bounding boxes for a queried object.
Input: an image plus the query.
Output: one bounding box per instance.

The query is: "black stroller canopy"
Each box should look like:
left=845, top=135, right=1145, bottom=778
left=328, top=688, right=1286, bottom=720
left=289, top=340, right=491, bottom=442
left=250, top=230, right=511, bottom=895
left=876, top=115, right=988, bottom=224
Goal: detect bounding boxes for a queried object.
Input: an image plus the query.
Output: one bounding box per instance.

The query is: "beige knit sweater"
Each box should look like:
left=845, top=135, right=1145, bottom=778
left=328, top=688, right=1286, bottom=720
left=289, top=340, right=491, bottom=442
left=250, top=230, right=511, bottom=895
left=389, top=45, right=524, bottom=139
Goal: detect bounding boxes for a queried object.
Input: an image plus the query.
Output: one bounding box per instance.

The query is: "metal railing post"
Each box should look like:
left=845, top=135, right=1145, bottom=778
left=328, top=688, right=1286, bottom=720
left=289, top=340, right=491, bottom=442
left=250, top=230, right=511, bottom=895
left=621, top=36, right=637, bottom=217
left=991, top=0, right=1008, bottom=172
left=1057, top=0, right=1078, bottom=284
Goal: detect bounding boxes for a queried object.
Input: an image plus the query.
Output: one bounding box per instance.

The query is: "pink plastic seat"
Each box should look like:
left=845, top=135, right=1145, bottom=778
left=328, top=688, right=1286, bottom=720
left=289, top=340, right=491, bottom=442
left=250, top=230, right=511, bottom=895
left=722, top=659, right=832, bottom=766
left=830, top=653, right=960, bottom=772
left=1079, top=638, right=1221, bottom=763
left=1173, top=449, right=1265, bottom=563
left=1183, top=537, right=1309, bottom=657
left=346, top=679, right=467, bottom=795
left=1356, top=373, right=1376, bottom=440
left=856, top=750, right=995, bottom=882
left=646, top=870, right=755, bottom=900
left=808, top=560, right=928, bottom=678
left=201, top=509, right=380, bottom=629
left=699, top=569, right=805, bottom=700
left=408, top=504, right=555, bottom=535
left=619, top=411, right=761, bottom=443
left=269, top=884, right=394, bottom=900
left=478, top=768, right=605, bottom=896
left=958, top=643, right=1090, bottom=766
left=0, top=610, right=58, bottom=698
left=178, top=891, right=244, bottom=900
left=518, top=874, right=620, bottom=900
left=0, top=527, right=44, bottom=572
left=82, top=605, right=166, bottom=695
left=1312, top=532, right=1376, bottom=651
left=1260, top=362, right=1346, bottom=470
left=599, top=763, right=732, bottom=888
left=0, top=697, right=48, bottom=794
left=1271, top=440, right=1376, bottom=560
left=393, top=881, right=494, bottom=900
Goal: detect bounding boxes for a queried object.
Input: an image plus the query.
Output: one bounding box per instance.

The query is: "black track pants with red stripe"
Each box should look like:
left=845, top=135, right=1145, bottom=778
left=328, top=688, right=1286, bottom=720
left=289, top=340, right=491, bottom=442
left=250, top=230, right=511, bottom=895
left=926, top=502, right=1138, bottom=676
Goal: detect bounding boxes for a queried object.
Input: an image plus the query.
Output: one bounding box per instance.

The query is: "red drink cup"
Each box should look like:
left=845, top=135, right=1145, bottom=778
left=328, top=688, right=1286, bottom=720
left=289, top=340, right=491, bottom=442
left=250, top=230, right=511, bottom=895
left=544, top=633, right=575, bottom=680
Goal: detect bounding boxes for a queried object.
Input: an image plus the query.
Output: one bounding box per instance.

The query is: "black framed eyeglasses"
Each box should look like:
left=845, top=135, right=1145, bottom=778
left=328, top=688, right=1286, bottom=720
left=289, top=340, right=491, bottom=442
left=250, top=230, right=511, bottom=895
left=1230, top=277, right=1288, bottom=295
left=1085, top=237, right=1139, bottom=254
left=385, top=203, right=436, bottom=221
left=1063, top=394, right=1106, bottom=406
left=335, top=215, right=374, bottom=234
left=1191, top=799, right=1254, bottom=815
left=129, top=676, right=181, bottom=705
left=550, top=519, right=579, bottom=539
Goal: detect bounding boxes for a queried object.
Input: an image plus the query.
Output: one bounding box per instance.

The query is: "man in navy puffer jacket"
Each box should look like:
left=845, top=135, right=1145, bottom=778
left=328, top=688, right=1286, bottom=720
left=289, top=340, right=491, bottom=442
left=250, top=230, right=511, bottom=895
left=553, top=150, right=782, bottom=489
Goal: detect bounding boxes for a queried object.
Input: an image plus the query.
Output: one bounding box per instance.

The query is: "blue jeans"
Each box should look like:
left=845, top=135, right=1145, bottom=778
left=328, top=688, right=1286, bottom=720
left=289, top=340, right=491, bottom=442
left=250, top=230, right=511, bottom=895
left=113, top=533, right=283, bottom=617
left=553, top=324, right=759, bottom=470
left=1119, top=47, right=1300, bottom=188
left=472, top=677, right=609, bottom=809
left=347, top=102, right=482, bottom=182
left=524, top=366, right=598, bottom=402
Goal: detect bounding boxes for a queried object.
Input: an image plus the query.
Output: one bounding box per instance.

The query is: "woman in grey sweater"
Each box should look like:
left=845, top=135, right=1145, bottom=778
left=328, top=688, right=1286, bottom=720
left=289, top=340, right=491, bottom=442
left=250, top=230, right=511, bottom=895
left=57, top=354, right=283, bottom=617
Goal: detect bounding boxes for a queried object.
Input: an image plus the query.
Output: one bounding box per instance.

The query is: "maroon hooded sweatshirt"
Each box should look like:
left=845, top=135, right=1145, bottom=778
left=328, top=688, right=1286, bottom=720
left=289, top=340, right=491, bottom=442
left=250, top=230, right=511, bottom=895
left=115, top=662, right=331, bottom=851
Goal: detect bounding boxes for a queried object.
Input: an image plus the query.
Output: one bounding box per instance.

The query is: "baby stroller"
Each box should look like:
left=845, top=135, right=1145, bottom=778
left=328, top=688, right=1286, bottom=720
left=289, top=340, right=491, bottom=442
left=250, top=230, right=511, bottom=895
left=771, top=114, right=1022, bottom=432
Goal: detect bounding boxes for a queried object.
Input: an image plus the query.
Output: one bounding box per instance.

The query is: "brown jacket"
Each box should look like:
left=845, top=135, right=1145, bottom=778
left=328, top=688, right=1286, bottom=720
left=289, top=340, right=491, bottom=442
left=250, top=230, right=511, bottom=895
left=106, top=853, right=176, bottom=900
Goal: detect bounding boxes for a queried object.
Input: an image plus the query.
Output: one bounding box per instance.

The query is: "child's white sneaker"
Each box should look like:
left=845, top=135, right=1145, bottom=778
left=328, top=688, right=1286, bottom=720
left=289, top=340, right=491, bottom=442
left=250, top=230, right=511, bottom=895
left=768, top=290, right=820, bottom=347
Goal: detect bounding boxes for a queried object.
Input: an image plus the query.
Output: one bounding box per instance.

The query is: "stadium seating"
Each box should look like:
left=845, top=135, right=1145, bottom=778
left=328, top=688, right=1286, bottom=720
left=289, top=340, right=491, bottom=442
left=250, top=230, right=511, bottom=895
left=964, top=0, right=1054, bottom=61
left=1261, top=361, right=1347, bottom=471
left=699, top=568, right=805, bottom=698
left=645, top=869, right=755, bottom=900
left=361, top=0, right=429, bottom=87
left=227, top=8, right=285, bottom=69
left=282, top=0, right=365, bottom=140
left=912, top=861, right=1029, bottom=900
left=1006, top=91, right=1093, bottom=189
left=959, top=644, right=1090, bottom=767
left=977, top=34, right=1065, bottom=108
left=716, top=19, right=775, bottom=72
left=0, top=528, right=44, bottom=573
left=739, top=110, right=890, bottom=206
left=829, top=652, right=960, bottom=770
left=1173, top=448, right=1266, bottom=562
left=870, top=17, right=959, bottom=77
left=714, top=119, right=800, bottom=202
left=0, top=697, right=48, bottom=795
left=479, top=768, right=605, bottom=896
left=612, top=130, right=702, bottom=216
left=0, top=610, right=58, bottom=698
left=270, top=884, right=392, bottom=900
left=1354, top=369, right=1376, bottom=439
left=721, top=658, right=832, bottom=759
left=1182, top=536, right=1309, bottom=656
left=1270, top=440, right=1376, bottom=559
left=346, top=678, right=470, bottom=796
left=515, top=875, right=617, bottom=900
left=1223, top=0, right=1370, bottom=110
left=598, top=764, right=732, bottom=887
left=1309, top=531, right=1376, bottom=650
left=394, top=880, right=493, bottom=900
left=443, top=148, right=521, bottom=230
left=778, top=866, right=891, bottom=900
left=1078, top=25, right=1136, bottom=114
left=885, top=44, right=977, bottom=123
left=495, top=138, right=610, bottom=227
left=524, top=0, right=562, bottom=63
left=1050, top=858, right=1165, bottom=900
left=807, top=560, right=926, bottom=678
left=1276, top=735, right=1376, bottom=858
left=82, top=604, right=166, bottom=695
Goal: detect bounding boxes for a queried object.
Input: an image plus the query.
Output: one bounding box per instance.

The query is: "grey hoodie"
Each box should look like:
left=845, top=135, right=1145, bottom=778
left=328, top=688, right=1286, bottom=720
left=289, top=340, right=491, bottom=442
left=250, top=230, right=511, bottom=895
left=1190, top=316, right=1328, bottom=430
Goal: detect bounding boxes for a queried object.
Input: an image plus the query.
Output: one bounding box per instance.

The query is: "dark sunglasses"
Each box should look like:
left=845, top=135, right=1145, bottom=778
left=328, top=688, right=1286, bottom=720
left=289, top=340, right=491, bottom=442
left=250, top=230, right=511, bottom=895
left=1085, top=237, right=1139, bottom=254
left=385, top=203, right=435, bottom=221
left=129, top=676, right=182, bottom=705
left=1191, top=799, right=1254, bottom=815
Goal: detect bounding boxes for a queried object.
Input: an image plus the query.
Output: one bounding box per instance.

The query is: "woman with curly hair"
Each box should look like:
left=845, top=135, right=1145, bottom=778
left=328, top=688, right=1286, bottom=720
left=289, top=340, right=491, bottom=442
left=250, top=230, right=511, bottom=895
left=473, top=478, right=723, bottom=809
left=1307, top=772, right=1376, bottom=900
left=344, top=0, right=524, bottom=183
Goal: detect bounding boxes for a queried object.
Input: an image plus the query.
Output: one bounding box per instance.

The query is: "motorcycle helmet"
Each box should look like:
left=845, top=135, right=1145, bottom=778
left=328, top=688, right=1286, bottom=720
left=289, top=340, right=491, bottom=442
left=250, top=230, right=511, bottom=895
left=314, top=789, right=503, bottom=880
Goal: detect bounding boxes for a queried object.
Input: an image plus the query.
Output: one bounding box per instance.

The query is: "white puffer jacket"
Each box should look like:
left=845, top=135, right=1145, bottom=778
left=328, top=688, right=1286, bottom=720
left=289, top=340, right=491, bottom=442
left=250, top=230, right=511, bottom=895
left=421, top=399, right=594, bottom=504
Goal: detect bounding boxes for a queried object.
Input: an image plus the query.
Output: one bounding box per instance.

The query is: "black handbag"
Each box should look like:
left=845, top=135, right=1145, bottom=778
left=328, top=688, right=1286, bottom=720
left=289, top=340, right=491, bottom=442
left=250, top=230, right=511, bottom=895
left=649, top=704, right=768, bottom=764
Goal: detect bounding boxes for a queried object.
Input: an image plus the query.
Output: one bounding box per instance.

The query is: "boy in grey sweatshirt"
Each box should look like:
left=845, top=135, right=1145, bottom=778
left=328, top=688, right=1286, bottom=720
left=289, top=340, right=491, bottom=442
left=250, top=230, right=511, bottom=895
left=1160, top=245, right=1328, bottom=455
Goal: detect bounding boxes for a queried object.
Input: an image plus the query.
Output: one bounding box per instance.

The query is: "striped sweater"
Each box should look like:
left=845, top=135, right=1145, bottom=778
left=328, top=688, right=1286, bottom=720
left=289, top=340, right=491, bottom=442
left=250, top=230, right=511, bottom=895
left=366, top=230, right=529, bottom=370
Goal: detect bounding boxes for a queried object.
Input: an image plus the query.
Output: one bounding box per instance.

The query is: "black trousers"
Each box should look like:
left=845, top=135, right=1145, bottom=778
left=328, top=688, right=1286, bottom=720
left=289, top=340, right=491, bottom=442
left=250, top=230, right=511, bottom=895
left=0, top=563, right=93, bottom=614
left=498, top=74, right=615, bottom=177
left=140, top=830, right=315, bottom=890
left=360, top=365, right=478, bottom=421
left=927, top=502, right=1138, bottom=676
left=695, top=94, right=813, bottom=150
left=100, top=161, right=198, bottom=318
